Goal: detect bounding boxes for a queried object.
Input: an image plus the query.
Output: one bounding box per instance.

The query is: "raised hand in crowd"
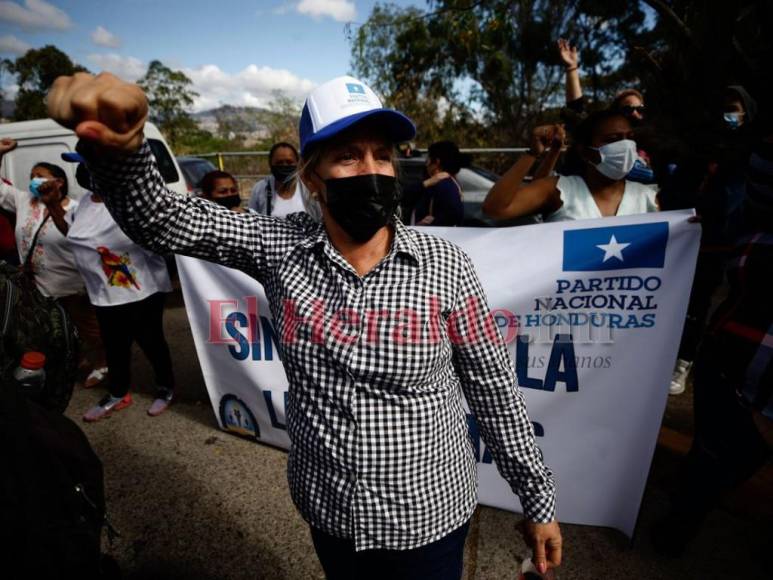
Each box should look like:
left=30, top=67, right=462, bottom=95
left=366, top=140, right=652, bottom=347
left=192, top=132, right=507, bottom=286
left=47, top=72, right=148, bottom=155
left=557, top=38, right=578, bottom=69
left=533, top=124, right=566, bottom=180
left=482, top=123, right=565, bottom=220
left=557, top=38, right=582, bottom=104
left=530, top=124, right=565, bottom=158
left=0, top=137, right=18, bottom=158
left=37, top=167, right=70, bottom=236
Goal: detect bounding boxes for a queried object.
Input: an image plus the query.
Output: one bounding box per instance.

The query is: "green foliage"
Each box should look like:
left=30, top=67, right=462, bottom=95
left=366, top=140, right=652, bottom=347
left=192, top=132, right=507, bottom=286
left=138, top=60, right=199, bottom=149
left=261, top=91, right=302, bottom=146
left=7, top=45, right=88, bottom=121
left=352, top=1, right=650, bottom=146
left=353, top=0, right=773, bottom=159
left=173, top=127, right=239, bottom=156
left=628, top=1, right=773, bottom=138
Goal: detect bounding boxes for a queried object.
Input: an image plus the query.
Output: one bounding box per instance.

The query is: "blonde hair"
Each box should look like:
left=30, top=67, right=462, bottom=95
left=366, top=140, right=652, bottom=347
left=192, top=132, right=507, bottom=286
left=296, top=140, right=402, bottom=223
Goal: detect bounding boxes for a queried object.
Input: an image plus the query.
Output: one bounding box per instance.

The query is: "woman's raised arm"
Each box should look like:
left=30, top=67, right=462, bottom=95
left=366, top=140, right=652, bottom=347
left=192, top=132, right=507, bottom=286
left=47, top=72, right=295, bottom=281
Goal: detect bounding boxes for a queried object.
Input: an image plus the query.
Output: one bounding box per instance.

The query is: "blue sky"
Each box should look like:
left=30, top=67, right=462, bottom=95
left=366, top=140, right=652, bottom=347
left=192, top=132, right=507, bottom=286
left=0, top=0, right=425, bottom=110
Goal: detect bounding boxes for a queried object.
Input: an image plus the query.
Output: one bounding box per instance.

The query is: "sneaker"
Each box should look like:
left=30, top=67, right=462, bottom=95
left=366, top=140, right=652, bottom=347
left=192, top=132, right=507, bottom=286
left=669, top=358, right=692, bottom=395
left=84, top=366, right=109, bottom=389
left=83, top=393, right=133, bottom=422
left=147, top=389, right=174, bottom=417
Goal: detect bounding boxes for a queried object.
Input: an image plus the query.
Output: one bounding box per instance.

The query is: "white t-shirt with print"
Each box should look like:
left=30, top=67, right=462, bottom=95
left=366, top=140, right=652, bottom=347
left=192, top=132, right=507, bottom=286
left=271, top=189, right=307, bottom=218
left=0, top=180, right=84, bottom=298
left=66, top=193, right=172, bottom=306
left=545, top=175, right=659, bottom=222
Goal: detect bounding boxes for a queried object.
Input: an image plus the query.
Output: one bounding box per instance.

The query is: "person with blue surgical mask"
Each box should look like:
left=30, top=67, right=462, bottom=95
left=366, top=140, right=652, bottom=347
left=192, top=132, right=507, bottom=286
left=0, top=139, right=107, bottom=386
left=721, top=85, right=756, bottom=132
left=0, top=140, right=82, bottom=297
left=483, top=109, right=659, bottom=222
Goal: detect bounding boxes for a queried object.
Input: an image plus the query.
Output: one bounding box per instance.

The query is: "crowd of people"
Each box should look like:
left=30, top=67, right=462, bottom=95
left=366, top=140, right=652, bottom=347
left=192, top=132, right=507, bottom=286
left=0, top=141, right=176, bottom=421
left=0, top=35, right=769, bottom=579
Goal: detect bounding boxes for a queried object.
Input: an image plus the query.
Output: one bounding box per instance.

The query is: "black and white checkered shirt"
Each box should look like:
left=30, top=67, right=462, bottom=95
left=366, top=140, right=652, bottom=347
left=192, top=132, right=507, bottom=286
left=84, top=142, right=556, bottom=551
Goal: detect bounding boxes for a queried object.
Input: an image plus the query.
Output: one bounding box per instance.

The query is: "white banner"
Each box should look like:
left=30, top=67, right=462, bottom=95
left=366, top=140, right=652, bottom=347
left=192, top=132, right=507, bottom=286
left=176, top=210, right=700, bottom=538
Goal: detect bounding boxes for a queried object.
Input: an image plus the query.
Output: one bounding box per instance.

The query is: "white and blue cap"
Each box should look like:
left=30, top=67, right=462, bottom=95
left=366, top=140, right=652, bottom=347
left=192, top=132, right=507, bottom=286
left=299, top=75, right=416, bottom=156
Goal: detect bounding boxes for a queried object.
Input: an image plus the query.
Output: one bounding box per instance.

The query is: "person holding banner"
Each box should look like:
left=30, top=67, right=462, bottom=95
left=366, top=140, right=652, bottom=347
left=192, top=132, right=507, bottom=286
left=482, top=110, right=658, bottom=223
left=59, top=153, right=176, bottom=422
left=47, top=72, right=561, bottom=579
left=655, top=135, right=773, bottom=556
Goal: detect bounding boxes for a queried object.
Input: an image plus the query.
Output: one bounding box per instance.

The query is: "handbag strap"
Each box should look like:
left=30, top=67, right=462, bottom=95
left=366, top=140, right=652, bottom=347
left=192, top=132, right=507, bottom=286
left=22, top=213, right=51, bottom=275
left=266, top=178, right=273, bottom=216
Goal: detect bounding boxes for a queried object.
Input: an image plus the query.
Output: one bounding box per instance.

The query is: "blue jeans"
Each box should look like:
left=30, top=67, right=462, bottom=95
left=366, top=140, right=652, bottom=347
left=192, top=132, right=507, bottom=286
left=310, top=520, right=470, bottom=580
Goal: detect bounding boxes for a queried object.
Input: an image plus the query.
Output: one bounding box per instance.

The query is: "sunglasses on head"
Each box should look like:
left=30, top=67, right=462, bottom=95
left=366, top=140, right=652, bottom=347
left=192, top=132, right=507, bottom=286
left=621, top=105, right=646, bottom=115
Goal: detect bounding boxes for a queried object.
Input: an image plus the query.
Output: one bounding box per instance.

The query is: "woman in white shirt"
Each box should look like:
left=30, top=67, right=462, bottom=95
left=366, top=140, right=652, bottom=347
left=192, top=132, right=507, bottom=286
left=248, top=142, right=318, bottom=219
left=62, top=153, right=175, bottom=422
left=0, top=139, right=106, bottom=386
left=483, top=110, right=659, bottom=222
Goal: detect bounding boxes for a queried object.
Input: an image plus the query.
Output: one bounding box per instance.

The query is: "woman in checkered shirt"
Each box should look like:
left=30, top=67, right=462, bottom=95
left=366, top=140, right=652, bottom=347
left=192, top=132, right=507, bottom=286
left=47, top=72, right=562, bottom=580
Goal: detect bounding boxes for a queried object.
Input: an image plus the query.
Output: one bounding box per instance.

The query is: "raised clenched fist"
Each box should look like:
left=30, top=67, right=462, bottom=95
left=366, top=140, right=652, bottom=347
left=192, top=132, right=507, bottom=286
left=530, top=124, right=565, bottom=157
left=46, top=72, right=148, bottom=154
left=0, top=138, right=18, bottom=156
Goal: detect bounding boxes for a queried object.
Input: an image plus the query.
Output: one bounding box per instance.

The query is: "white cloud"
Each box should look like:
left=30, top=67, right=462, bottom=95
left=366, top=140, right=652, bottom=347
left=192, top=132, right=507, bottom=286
left=85, top=54, right=315, bottom=113
left=296, top=0, right=355, bottom=22
left=0, top=0, right=71, bottom=30
left=0, top=34, right=31, bottom=55
left=183, top=63, right=315, bottom=112
left=2, top=83, right=19, bottom=100
left=86, top=53, right=146, bottom=82
left=90, top=25, right=120, bottom=48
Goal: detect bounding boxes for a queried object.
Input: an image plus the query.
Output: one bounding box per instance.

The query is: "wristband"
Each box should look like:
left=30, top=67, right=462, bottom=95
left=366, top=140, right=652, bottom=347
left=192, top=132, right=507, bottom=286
left=565, top=66, right=578, bottom=72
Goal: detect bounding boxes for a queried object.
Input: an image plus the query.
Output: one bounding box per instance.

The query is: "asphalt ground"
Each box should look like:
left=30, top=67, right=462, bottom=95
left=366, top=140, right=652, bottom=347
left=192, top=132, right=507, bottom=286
left=65, top=289, right=773, bottom=580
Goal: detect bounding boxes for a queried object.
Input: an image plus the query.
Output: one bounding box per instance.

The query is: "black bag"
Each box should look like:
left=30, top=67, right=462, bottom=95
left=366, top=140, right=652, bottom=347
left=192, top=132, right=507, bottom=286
left=0, top=255, right=79, bottom=413
left=0, top=377, right=119, bottom=579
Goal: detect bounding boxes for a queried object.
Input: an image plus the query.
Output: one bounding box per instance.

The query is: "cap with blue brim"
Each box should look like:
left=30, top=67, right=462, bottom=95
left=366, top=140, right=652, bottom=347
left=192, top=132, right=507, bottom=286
left=61, top=152, right=85, bottom=163
left=299, top=75, right=416, bottom=156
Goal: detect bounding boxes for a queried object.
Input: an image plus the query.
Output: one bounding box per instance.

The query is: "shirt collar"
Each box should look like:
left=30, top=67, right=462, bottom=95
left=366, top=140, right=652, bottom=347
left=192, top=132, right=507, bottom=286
left=299, top=215, right=423, bottom=268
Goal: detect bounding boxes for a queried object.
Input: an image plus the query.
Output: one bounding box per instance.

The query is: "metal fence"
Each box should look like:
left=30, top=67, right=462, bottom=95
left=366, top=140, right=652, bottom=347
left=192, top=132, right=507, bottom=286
left=191, top=147, right=531, bottom=183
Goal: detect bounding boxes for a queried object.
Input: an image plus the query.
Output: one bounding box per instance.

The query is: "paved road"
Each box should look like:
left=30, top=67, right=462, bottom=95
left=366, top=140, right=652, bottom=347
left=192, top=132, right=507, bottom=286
left=65, top=290, right=773, bottom=579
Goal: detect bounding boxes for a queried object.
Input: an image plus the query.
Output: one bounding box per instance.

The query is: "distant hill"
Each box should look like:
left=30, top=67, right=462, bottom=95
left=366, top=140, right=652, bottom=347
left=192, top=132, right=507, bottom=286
left=0, top=100, right=294, bottom=145
left=192, top=105, right=293, bottom=143
left=193, top=105, right=264, bottom=131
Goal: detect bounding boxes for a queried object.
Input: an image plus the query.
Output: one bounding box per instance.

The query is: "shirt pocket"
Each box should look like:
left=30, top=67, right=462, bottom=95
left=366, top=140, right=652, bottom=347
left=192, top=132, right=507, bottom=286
left=350, top=294, right=455, bottom=393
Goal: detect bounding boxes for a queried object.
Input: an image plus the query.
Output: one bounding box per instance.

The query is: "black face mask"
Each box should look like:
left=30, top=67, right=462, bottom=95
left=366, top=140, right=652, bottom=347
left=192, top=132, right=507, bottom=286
left=76, top=163, right=92, bottom=191
left=322, top=174, right=400, bottom=242
left=214, top=195, right=241, bottom=209
left=271, top=164, right=297, bottom=184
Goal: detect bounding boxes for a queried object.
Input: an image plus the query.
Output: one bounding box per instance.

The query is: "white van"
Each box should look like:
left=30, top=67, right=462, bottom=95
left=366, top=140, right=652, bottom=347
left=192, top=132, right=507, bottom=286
left=0, top=119, right=187, bottom=199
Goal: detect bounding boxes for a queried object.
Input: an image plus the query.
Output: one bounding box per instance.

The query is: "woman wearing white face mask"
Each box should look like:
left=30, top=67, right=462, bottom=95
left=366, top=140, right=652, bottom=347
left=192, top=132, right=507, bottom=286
left=483, top=110, right=659, bottom=222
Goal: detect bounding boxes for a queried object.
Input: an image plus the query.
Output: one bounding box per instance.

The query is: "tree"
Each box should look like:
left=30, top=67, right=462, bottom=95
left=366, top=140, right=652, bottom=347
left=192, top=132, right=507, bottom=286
left=351, top=1, right=651, bottom=146
left=7, top=45, right=87, bottom=121
left=138, top=60, right=199, bottom=149
left=0, top=58, right=11, bottom=109
left=262, top=91, right=302, bottom=146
